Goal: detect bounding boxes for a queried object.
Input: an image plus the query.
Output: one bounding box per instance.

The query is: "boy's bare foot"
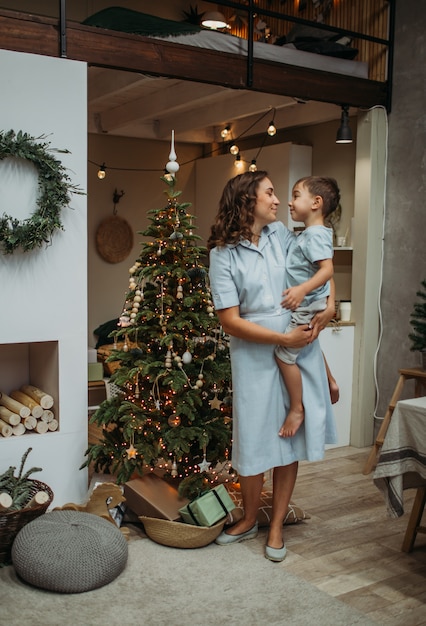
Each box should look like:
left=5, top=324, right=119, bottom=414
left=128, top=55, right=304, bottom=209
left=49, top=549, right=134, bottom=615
left=328, top=379, right=340, bottom=404
left=279, top=408, right=304, bottom=438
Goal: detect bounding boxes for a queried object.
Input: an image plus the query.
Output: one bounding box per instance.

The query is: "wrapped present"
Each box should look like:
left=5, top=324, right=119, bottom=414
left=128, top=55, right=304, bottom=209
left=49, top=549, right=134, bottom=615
left=124, top=474, right=189, bottom=521
left=88, top=362, right=104, bottom=382
left=179, top=484, right=236, bottom=527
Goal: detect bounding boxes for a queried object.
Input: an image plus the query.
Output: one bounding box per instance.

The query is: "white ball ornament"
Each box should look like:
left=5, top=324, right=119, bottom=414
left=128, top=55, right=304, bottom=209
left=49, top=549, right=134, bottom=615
left=182, top=351, right=192, bottom=364
left=166, top=160, right=179, bottom=176
left=206, top=306, right=214, bottom=314
left=195, top=379, right=203, bottom=388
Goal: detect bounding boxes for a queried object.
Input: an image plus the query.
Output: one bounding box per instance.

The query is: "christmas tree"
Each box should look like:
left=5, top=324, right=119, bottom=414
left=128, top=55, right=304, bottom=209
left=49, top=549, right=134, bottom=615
left=83, top=139, right=232, bottom=485
left=409, top=279, right=426, bottom=353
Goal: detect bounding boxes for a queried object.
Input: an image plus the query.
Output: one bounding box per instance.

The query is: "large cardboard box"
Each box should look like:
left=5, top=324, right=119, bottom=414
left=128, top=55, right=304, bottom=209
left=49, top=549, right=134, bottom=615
left=179, top=484, right=236, bottom=527
left=124, top=474, right=189, bottom=521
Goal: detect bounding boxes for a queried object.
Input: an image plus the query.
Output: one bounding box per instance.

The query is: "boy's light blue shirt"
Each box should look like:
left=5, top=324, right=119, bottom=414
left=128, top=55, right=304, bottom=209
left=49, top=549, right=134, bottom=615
left=286, top=225, right=333, bottom=306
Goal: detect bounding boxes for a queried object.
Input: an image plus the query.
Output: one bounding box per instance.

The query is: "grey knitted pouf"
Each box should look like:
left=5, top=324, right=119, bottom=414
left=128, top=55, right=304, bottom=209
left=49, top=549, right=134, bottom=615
left=11, top=510, right=128, bottom=593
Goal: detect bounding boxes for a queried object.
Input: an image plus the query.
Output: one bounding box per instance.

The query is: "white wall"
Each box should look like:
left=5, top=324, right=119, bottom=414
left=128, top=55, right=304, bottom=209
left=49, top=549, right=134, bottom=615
left=194, top=143, right=312, bottom=242
left=0, top=49, right=88, bottom=506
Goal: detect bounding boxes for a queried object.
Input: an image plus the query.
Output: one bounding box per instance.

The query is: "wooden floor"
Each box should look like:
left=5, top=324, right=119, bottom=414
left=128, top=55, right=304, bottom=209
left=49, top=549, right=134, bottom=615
left=279, top=446, right=426, bottom=625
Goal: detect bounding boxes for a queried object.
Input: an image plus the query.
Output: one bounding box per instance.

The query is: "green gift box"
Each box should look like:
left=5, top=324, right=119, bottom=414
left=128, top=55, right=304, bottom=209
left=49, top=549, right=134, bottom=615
left=179, top=484, right=236, bottom=527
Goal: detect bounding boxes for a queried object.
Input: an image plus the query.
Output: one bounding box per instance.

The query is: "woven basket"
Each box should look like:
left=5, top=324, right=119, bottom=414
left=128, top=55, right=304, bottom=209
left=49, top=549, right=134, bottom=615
left=0, top=479, right=54, bottom=564
left=95, top=215, right=134, bottom=264
left=140, top=516, right=226, bottom=549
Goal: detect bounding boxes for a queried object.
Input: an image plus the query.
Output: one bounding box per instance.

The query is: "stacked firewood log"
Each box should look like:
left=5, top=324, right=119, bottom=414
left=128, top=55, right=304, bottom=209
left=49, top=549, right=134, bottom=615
left=0, top=385, right=58, bottom=437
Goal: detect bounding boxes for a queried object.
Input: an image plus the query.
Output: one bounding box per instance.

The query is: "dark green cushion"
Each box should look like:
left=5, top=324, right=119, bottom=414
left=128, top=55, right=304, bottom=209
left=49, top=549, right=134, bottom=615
left=82, top=7, right=202, bottom=38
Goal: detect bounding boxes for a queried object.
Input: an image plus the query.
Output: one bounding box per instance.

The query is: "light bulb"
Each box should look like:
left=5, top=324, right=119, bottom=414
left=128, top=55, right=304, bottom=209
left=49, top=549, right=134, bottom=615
left=249, top=159, right=257, bottom=172
left=267, top=121, right=276, bottom=136
left=230, top=144, right=239, bottom=156
left=221, top=125, right=230, bottom=139
left=235, top=154, right=243, bottom=169
left=97, top=163, right=106, bottom=179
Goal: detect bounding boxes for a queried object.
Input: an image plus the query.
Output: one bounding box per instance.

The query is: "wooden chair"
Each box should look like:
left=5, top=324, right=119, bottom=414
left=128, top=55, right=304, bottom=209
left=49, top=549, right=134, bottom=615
left=401, top=486, right=426, bottom=552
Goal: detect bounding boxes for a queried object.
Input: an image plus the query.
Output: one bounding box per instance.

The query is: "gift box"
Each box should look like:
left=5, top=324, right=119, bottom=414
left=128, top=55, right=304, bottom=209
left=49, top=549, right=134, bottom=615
left=88, top=362, right=104, bottom=382
left=179, top=484, right=236, bottom=527
left=124, top=474, right=189, bottom=521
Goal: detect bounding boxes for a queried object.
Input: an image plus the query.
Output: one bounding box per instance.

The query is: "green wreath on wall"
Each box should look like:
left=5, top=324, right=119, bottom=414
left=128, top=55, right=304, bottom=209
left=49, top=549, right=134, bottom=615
left=0, top=129, right=82, bottom=255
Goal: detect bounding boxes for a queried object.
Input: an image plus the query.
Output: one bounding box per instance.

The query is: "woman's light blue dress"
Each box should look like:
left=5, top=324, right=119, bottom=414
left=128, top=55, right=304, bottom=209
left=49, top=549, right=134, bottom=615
left=209, top=221, right=337, bottom=476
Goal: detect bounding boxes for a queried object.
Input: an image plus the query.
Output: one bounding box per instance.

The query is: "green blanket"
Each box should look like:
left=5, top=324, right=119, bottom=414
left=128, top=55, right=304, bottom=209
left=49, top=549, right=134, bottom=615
left=82, top=6, right=202, bottom=38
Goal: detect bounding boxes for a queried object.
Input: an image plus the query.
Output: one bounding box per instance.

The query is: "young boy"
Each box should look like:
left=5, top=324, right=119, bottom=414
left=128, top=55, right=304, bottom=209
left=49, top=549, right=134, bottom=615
left=275, top=176, right=340, bottom=437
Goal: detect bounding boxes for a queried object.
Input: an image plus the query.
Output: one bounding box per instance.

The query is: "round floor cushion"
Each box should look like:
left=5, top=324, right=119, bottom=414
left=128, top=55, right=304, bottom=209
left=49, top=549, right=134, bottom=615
left=11, top=510, right=128, bottom=593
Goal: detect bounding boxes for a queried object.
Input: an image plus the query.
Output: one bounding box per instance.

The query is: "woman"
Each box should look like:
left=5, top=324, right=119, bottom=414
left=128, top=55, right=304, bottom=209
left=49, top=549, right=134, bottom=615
left=208, top=171, right=337, bottom=562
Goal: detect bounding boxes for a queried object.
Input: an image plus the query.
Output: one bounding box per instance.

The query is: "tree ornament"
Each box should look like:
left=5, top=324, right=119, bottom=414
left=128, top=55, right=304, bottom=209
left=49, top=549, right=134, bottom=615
left=126, top=443, right=137, bottom=459
left=168, top=414, right=181, bottom=427
left=182, top=350, right=192, bottom=364
left=198, top=442, right=211, bottom=472
left=165, top=130, right=180, bottom=178
left=171, top=459, right=178, bottom=477
left=209, top=393, right=223, bottom=410
left=0, top=130, right=83, bottom=254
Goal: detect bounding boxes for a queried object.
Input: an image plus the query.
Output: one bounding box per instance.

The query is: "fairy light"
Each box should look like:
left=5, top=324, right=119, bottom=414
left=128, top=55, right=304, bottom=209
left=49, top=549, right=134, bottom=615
left=220, top=125, right=230, bottom=139
left=97, top=163, right=106, bottom=179
left=267, top=120, right=277, bottom=136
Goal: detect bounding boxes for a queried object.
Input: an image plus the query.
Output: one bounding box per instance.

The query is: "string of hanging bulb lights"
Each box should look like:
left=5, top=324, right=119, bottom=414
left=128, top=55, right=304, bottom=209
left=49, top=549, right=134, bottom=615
left=90, top=106, right=279, bottom=178
left=90, top=105, right=347, bottom=178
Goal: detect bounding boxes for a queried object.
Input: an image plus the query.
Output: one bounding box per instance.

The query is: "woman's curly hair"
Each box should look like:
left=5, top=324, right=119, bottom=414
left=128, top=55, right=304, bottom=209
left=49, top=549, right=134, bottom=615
left=207, top=170, right=269, bottom=250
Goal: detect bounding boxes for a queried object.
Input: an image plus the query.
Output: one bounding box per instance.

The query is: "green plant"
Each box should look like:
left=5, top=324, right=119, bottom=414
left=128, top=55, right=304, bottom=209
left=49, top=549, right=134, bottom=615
left=409, top=279, right=426, bottom=352
left=0, top=448, right=42, bottom=510
left=182, top=5, right=205, bottom=25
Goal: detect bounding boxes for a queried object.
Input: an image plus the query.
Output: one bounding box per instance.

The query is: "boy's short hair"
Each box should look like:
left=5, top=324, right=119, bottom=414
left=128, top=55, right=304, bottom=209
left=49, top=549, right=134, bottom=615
left=296, top=176, right=340, bottom=218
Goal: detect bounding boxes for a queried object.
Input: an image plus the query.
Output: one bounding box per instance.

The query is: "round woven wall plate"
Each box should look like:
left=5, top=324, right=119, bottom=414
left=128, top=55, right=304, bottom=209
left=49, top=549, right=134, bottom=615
left=96, top=214, right=134, bottom=263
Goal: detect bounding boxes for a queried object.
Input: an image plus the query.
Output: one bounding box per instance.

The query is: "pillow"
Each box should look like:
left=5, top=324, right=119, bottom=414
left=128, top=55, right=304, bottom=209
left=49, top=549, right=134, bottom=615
left=285, top=24, right=341, bottom=43
left=93, top=318, right=119, bottom=348
left=82, top=7, right=201, bottom=38
left=97, top=342, right=139, bottom=376
left=225, top=484, right=310, bottom=527
left=292, top=40, right=358, bottom=59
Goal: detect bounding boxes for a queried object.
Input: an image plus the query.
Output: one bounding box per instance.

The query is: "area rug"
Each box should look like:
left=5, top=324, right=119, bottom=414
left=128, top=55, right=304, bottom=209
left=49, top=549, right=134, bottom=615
left=0, top=536, right=376, bottom=625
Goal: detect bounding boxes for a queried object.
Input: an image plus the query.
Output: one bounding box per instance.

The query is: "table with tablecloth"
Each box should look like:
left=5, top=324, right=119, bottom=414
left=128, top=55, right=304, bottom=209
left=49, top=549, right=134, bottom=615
left=373, top=396, right=426, bottom=518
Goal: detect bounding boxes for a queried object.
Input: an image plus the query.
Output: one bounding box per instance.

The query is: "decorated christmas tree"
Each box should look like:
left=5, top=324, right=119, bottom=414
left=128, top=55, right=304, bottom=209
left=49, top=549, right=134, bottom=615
left=83, top=137, right=232, bottom=485
left=409, top=279, right=426, bottom=354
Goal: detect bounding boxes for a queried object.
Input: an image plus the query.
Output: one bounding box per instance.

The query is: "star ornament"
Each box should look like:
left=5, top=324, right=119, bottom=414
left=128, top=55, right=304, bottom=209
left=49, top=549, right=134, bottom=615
left=198, top=455, right=211, bottom=472
left=126, top=444, right=137, bottom=460
left=209, top=394, right=223, bottom=410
